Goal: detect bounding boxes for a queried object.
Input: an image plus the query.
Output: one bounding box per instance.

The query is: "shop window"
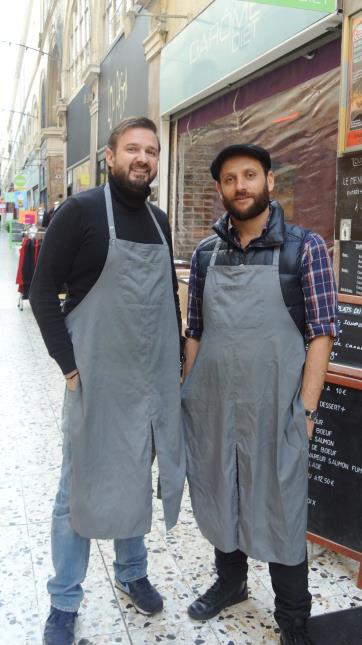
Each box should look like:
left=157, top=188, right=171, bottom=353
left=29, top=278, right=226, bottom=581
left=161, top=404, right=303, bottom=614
left=69, top=0, right=91, bottom=94
left=104, top=0, right=123, bottom=48
left=41, top=80, right=46, bottom=129
left=72, top=161, right=91, bottom=195
left=172, top=66, right=340, bottom=261
left=97, top=158, right=107, bottom=186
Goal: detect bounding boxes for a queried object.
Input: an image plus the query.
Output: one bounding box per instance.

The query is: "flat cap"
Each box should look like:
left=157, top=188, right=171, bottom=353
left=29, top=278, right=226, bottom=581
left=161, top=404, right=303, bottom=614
left=210, top=143, right=271, bottom=180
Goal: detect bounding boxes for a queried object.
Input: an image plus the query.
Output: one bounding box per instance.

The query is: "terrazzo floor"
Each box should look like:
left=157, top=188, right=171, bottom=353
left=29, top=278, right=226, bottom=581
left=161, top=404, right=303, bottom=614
left=1, top=229, right=361, bottom=645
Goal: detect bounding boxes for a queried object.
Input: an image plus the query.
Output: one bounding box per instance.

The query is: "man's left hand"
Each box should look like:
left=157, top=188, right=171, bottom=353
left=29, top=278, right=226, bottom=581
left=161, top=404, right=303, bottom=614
left=306, top=418, right=315, bottom=440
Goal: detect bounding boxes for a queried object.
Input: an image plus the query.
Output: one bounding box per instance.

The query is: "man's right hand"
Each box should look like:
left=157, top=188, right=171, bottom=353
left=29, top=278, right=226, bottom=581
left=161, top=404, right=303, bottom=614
left=65, top=370, right=80, bottom=391
left=183, top=338, right=200, bottom=380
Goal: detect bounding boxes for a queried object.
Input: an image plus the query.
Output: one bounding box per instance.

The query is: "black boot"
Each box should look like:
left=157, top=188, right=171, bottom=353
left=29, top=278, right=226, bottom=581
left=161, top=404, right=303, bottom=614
left=187, top=577, right=248, bottom=620
left=280, top=623, right=315, bottom=645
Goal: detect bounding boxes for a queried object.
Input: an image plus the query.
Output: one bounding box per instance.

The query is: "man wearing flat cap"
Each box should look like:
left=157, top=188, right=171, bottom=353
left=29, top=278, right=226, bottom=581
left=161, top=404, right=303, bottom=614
left=182, top=144, right=338, bottom=644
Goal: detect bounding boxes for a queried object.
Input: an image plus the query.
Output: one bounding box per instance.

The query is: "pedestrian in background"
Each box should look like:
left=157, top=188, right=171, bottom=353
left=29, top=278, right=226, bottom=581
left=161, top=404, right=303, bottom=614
left=42, top=195, right=63, bottom=228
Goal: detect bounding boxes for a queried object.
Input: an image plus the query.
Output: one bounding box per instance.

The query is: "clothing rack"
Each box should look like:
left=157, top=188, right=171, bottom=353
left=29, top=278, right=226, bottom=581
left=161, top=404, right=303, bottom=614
left=16, top=226, right=45, bottom=310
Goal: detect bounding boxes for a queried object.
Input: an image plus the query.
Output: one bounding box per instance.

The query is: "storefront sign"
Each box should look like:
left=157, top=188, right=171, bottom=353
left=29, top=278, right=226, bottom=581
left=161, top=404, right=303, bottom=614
left=19, top=210, right=37, bottom=225
left=346, top=12, right=362, bottom=149
left=14, top=173, right=27, bottom=189
left=160, top=0, right=340, bottom=115
left=98, top=17, right=148, bottom=150
left=67, top=85, right=91, bottom=168
left=24, top=159, right=40, bottom=189
left=252, top=0, right=336, bottom=11
left=14, top=191, right=28, bottom=210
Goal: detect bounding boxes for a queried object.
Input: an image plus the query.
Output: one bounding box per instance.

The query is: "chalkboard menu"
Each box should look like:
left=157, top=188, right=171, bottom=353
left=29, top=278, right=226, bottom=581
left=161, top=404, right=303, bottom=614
left=329, top=300, right=362, bottom=370
left=339, top=241, right=362, bottom=297
left=336, top=154, right=362, bottom=241
left=308, top=380, right=362, bottom=553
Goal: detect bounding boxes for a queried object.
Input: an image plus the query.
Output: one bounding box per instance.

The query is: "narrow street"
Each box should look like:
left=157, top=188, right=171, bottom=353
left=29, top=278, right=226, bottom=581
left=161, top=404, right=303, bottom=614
left=0, top=230, right=360, bottom=644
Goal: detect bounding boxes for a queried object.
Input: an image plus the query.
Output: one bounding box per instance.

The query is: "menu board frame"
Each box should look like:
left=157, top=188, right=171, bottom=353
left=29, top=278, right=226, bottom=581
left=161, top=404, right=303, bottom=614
left=328, top=293, right=362, bottom=379
left=344, top=11, right=362, bottom=152
left=307, top=372, right=362, bottom=589
left=338, top=240, right=362, bottom=295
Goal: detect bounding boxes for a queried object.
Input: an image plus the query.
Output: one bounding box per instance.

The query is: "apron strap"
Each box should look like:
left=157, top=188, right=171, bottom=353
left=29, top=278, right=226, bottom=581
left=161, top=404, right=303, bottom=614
left=146, top=203, right=168, bottom=246
left=104, top=183, right=117, bottom=242
left=272, top=247, right=280, bottom=267
left=104, top=182, right=167, bottom=247
left=209, top=237, right=223, bottom=267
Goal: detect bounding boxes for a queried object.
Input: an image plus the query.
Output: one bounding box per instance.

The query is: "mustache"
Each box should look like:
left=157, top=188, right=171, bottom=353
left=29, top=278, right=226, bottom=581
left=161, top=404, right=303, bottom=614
left=233, top=192, right=253, bottom=199
left=130, top=162, right=151, bottom=173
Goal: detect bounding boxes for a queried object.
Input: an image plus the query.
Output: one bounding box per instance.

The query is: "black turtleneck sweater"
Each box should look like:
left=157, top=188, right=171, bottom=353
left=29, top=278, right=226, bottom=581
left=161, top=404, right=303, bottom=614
left=29, top=173, right=181, bottom=374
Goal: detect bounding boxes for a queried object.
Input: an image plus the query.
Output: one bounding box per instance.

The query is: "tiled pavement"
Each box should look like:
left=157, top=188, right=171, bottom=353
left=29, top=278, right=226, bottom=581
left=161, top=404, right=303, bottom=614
left=0, top=229, right=361, bottom=644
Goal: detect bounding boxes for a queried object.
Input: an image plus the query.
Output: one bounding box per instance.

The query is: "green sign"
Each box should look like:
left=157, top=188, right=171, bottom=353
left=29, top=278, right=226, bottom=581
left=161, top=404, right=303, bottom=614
left=251, top=0, right=336, bottom=12
left=14, top=173, right=27, bottom=189
left=253, top=0, right=336, bottom=13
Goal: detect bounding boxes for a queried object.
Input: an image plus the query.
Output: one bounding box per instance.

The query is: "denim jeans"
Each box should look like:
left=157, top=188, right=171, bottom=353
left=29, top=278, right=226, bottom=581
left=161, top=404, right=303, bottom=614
left=48, top=427, right=148, bottom=612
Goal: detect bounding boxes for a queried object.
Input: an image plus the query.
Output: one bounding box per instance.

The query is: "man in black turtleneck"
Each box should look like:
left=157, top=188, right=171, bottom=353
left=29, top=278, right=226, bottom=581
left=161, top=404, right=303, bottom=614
left=30, top=117, right=185, bottom=645
left=30, top=147, right=181, bottom=376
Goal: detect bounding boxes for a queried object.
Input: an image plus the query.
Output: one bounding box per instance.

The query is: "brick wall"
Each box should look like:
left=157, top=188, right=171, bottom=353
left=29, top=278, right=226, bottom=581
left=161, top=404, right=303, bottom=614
left=48, top=155, right=64, bottom=206
left=169, top=66, right=340, bottom=261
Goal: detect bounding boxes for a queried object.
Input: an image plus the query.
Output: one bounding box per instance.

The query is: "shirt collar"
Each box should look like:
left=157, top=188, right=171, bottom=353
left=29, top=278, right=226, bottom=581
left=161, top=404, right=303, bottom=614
left=228, top=205, right=272, bottom=248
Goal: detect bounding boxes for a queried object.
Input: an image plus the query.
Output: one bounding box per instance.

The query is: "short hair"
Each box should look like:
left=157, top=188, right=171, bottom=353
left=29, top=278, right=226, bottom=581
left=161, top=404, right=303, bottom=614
left=107, top=116, right=160, bottom=152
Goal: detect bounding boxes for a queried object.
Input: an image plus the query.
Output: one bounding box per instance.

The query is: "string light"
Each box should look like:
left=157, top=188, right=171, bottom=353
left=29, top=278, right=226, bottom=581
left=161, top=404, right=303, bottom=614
left=0, top=109, right=36, bottom=118
left=0, top=40, right=56, bottom=58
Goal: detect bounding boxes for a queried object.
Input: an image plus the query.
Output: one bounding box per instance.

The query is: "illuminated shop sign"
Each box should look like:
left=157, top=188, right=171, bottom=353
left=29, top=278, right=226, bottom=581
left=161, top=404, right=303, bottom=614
left=160, top=0, right=340, bottom=115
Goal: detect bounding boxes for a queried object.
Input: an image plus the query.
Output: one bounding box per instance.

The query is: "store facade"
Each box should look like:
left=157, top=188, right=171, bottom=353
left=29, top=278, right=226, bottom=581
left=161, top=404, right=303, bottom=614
left=24, top=152, right=41, bottom=210
left=66, top=85, right=91, bottom=196
left=96, top=17, right=149, bottom=187
left=159, top=0, right=343, bottom=259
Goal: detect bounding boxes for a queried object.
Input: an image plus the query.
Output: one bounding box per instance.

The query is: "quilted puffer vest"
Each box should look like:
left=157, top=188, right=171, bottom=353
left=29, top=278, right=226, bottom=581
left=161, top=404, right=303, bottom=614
left=196, top=201, right=309, bottom=338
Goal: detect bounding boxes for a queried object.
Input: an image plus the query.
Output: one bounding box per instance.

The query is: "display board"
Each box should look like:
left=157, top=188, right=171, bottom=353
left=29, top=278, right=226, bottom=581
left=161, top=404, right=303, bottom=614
left=10, top=221, right=25, bottom=244
left=329, top=297, right=362, bottom=371
left=335, top=154, right=362, bottom=241
left=339, top=240, right=362, bottom=297
left=308, top=375, right=362, bottom=554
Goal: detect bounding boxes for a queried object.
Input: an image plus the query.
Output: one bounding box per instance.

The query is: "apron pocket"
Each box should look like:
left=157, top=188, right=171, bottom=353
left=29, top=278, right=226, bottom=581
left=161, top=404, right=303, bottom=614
left=119, top=260, right=166, bottom=306
left=210, top=285, right=264, bottom=330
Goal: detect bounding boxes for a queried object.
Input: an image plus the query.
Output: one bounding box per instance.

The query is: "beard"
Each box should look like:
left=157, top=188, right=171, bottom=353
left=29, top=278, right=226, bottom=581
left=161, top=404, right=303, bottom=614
left=111, top=161, right=156, bottom=194
left=222, top=180, right=270, bottom=222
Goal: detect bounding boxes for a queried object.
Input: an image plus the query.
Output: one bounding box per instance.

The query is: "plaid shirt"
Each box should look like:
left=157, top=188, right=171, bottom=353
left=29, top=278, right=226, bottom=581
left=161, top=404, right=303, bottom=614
left=186, top=218, right=338, bottom=341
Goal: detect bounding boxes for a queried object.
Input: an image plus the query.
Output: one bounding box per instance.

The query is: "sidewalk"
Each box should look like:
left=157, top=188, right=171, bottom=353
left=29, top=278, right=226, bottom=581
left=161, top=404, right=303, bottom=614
left=0, top=230, right=361, bottom=644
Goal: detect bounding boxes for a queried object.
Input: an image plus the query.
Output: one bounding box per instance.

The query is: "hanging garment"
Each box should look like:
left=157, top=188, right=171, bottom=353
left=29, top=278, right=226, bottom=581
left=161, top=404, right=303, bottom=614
left=16, top=238, right=41, bottom=299
left=63, top=183, right=185, bottom=538
left=182, top=240, right=309, bottom=566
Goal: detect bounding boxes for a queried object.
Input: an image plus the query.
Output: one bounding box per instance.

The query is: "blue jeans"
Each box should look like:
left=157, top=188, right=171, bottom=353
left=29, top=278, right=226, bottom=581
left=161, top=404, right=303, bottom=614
left=48, top=429, right=148, bottom=612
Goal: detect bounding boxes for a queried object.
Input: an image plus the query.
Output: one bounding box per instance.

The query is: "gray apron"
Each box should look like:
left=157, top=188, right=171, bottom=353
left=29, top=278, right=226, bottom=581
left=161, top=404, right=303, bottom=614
left=63, top=183, right=185, bottom=539
left=182, top=239, right=309, bottom=566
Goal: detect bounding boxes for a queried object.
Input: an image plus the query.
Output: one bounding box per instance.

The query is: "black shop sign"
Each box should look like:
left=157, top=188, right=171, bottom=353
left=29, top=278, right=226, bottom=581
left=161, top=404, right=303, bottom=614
left=67, top=85, right=91, bottom=168
left=98, top=17, right=149, bottom=151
